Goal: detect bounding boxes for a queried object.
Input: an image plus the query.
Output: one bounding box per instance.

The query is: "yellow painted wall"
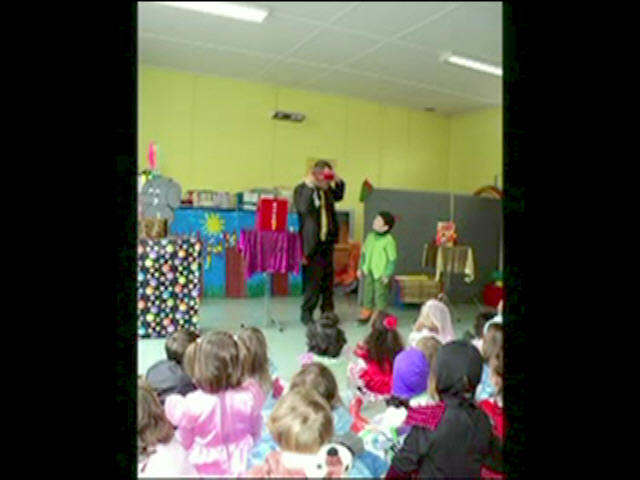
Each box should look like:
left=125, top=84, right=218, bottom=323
left=449, top=107, right=503, bottom=194
left=138, top=65, right=498, bottom=242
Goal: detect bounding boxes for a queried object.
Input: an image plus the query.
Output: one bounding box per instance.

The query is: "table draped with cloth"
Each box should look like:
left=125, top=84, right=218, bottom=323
left=434, top=245, right=475, bottom=283
left=237, top=230, right=303, bottom=278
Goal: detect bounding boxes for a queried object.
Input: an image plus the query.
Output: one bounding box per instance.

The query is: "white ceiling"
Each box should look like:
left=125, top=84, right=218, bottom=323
left=138, top=2, right=502, bottom=116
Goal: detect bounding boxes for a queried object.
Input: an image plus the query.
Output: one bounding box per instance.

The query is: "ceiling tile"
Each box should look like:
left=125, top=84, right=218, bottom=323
left=303, top=69, right=406, bottom=101
left=285, top=29, right=381, bottom=66
left=389, top=87, right=499, bottom=115
left=255, top=59, right=334, bottom=89
left=330, top=2, right=459, bottom=38
left=248, top=2, right=355, bottom=23
left=393, top=2, right=502, bottom=63
left=139, top=34, right=273, bottom=79
left=138, top=2, right=317, bottom=58
left=340, top=43, right=440, bottom=85
left=341, top=43, right=500, bottom=102
left=433, top=63, right=502, bottom=103
left=137, top=1, right=503, bottom=115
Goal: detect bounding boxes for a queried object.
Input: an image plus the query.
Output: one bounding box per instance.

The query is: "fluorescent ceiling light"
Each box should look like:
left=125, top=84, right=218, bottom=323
left=155, top=2, right=269, bottom=23
left=440, top=52, right=502, bottom=77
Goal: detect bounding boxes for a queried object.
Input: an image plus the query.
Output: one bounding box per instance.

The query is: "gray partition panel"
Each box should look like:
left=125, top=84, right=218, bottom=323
left=364, top=189, right=450, bottom=276
left=451, top=194, right=502, bottom=303
left=364, top=189, right=502, bottom=305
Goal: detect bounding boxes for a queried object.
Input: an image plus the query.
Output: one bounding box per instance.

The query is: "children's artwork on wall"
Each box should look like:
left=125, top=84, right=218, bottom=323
left=137, top=236, right=202, bottom=338
left=170, top=208, right=302, bottom=298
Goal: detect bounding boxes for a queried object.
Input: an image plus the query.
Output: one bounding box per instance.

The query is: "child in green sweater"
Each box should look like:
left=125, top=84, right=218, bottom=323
left=357, top=211, right=397, bottom=323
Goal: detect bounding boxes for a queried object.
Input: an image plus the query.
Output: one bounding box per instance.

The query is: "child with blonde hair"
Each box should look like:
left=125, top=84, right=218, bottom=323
left=240, top=327, right=287, bottom=470
left=290, top=362, right=353, bottom=435
left=249, top=361, right=353, bottom=469
left=293, top=363, right=390, bottom=479
left=137, top=378, right=197, bottom=477
left=164, top=330, right=266, bottom=477
left=243, top=387, right=336, bottom=478
left=237, top=326, right=285, bottom=400
left=407, top=296, right=456, bottom=347
left=414, top=336, right=442, bottom=403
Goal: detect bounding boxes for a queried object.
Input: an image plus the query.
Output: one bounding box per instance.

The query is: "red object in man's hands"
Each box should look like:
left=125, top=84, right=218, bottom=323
left=323, top=170, right=335, bottom=181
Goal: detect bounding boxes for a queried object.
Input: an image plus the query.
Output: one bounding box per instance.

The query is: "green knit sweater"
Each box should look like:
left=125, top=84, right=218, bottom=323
left=359, top=231, right=397, bottom=279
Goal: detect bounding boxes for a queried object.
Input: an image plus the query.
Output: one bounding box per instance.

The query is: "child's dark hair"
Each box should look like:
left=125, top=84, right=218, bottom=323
left=378, top=211, right=395, bottom=232
left=474, top=309, right=498, bottom=338
left=165, top=329, right=199, bottom=365
left=363, top=310, right=404, bottom=368
left=306, top=312, right=347, bottom=358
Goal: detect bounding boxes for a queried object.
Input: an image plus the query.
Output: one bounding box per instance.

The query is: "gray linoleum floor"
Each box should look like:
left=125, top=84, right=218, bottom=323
left=138, top=294, right=481, bottom=413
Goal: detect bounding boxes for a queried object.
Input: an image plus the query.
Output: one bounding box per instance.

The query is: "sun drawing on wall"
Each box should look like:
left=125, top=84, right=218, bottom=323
left=203, top=213, right=226, bottom=236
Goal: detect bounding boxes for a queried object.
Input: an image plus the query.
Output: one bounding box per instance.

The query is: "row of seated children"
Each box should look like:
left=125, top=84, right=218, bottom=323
left=138, top=296, right=504, bottom=477
left=340, top=297, right=504, bottom=478
left=138, top=324, right=388, bottom=477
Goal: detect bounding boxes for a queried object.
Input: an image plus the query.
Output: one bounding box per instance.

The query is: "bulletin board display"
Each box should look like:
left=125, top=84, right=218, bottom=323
left=169, top=208, right=303, bottom=298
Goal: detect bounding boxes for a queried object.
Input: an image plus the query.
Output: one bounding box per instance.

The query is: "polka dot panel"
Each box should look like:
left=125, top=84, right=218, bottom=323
left=137, top=236, right=202, bottom=338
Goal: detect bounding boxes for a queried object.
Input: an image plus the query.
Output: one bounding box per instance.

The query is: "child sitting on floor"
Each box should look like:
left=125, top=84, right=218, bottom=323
left=243, top=387, right=336, bottom=478
left=137, top=378, right=198, bottom=478
left=467, top=308, right=499, bottom=352
left=478, top=346, right=504, bottom=442
left=306, top=311, right=348, bottom=359
left=291, top=362, right=353, bottom=435
left=386, top=341, right=503, bottom=478
left=239, top=326, right=287, bottom=470
left=407, top=296, right=456, bottom=347
left=164, top=331, right=266, bottom=477
left=302, top=312, right=350, bottom=393
left=357, top=347, right=432, bottom=464
left=249, top=361, right=351, bottom=468
left=476, top=322, right=503, bottom=402
left=348, top=311, right=404, bottom=405
left=291, top=363, right=390, bottom=478
left=478, top=344, right=505, bottom=479
left=237, top=326, right=286, bottom=403
left=414, top=335, right=442, bottom=404
left=145, top=329, right=198, bottom=404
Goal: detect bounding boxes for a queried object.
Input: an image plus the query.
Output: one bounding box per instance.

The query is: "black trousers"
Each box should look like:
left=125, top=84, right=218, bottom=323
left=301, top=242, right=334, bottom=324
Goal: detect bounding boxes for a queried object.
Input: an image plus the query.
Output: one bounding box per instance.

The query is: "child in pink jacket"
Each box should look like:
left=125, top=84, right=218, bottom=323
left=165, top=331, right=266, bottom=477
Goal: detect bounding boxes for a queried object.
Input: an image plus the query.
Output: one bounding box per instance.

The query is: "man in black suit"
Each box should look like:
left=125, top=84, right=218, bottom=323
left=293, top=160, right=345, bottom=325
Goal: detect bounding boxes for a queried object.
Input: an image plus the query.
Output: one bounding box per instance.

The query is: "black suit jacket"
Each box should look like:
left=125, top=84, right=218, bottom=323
left=293, top=179, right=345, bottom=258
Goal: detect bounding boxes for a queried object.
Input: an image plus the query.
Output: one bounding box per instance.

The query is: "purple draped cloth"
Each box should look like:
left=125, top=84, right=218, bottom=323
left=237, top=230, right=303, bottom=279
